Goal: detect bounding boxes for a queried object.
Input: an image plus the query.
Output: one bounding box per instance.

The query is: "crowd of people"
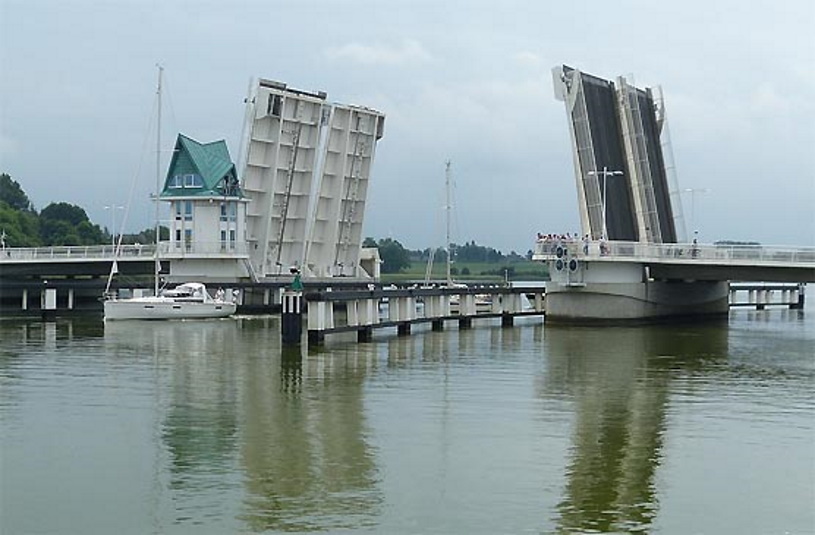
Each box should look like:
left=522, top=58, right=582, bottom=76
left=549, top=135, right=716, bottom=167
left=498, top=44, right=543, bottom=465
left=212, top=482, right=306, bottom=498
left=536, top=232, right=608, bottom=256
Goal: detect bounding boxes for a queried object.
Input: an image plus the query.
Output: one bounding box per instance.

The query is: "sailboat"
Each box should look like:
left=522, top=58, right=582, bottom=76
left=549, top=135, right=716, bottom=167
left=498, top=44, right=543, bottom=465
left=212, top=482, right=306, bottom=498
left=103, top=66, right=237, bottom=321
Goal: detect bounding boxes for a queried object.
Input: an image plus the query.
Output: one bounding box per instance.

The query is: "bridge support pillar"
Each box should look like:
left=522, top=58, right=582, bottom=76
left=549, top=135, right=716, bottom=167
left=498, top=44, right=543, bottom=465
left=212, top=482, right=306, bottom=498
left=545, top=260, right=729, bottom=322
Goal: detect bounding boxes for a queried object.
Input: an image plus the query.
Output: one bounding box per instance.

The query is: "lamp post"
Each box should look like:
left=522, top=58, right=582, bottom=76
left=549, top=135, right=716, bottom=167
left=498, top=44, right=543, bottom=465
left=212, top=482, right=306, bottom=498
left=682, top=188, right=709, bottom=239
left=588, top=167, right=623, bottom=240
left=104, top=204, right=124, bottom=247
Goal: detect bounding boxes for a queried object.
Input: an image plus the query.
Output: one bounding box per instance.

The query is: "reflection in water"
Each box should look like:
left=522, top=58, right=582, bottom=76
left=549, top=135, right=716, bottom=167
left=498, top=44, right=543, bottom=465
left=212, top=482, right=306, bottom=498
left=103, top=318, right=382, bottom=532
left=240, top=340, right=381, bottom=532
left=542, top=323, right=728, bottom=533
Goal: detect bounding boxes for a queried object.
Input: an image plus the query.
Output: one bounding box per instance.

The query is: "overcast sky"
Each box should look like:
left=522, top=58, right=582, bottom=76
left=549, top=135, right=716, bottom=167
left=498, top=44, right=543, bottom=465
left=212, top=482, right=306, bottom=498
left=1, top=0, right=813, bottom=252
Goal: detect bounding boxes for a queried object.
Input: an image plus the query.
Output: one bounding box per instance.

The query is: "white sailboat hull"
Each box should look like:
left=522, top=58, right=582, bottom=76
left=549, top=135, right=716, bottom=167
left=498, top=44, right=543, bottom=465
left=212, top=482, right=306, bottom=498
left=104, top=296, right=237, bottom=320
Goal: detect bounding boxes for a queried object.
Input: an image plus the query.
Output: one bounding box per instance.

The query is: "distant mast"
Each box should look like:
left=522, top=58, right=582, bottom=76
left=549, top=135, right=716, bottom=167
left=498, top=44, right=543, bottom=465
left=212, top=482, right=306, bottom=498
left=445, top=160, right=453, bottom=286
left=154, top=65, right=163, bottom=297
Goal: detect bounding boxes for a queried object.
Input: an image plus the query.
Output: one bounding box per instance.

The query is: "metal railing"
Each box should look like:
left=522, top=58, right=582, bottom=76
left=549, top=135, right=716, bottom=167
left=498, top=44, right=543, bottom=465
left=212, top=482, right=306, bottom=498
left=533, top=239, right=815, bottom=267
left=0, top=241, right=249, bottom=263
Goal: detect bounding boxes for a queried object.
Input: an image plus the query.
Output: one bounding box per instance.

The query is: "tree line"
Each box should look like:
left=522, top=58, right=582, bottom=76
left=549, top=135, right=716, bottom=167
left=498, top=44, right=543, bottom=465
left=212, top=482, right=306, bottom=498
left=362, top=237, right=532, bottom=274
left=0, top=173, right=164, bottom=247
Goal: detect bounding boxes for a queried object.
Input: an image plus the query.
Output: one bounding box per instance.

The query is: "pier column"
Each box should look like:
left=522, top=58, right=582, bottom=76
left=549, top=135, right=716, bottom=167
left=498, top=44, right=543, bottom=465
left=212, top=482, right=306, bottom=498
left=41, top=287, right=57, bottom=320
left=347, top=300, right=360, bottom=327
left=22, top=289, right=28, bottom=311
left=534, top=292, right=544, bottom=313
left=307, top=299, right=334, bottom=346
left=68, top=288, right=74, bottom=310
left=281, top=291, right=303, bottom=346
left=357, top=326, right=373, bottom=342
left=358, top=298, right=379, bottom=326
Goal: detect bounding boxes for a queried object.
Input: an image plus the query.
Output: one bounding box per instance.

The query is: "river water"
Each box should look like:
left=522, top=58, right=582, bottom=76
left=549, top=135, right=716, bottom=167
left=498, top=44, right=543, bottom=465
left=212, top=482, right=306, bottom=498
left=1, top=303, right=813, bottom=534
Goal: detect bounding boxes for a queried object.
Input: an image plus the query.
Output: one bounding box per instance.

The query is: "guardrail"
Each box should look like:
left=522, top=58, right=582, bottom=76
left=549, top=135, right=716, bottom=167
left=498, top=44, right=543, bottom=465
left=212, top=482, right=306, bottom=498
left=0, top=244, right=156, bottom=262
left=0, top=241, right=249, bottom=262
left=532, top=240, right=815, bottom=266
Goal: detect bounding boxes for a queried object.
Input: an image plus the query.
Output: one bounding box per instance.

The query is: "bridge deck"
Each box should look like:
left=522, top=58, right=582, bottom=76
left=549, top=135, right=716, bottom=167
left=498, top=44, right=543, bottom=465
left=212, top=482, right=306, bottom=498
left=533, top=240, right=815, bottom=283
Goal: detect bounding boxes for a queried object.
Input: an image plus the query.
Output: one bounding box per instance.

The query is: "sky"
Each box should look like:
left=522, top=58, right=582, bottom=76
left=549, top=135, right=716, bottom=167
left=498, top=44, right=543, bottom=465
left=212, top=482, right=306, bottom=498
left=1, top=0, right=813, bottom=253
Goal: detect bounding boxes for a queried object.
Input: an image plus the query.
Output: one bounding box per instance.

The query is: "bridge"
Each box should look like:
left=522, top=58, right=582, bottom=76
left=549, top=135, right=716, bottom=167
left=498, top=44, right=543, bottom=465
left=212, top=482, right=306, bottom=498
left=537, top=66, right=813, bottom=322
left=533, top=240, right=815, bottom=283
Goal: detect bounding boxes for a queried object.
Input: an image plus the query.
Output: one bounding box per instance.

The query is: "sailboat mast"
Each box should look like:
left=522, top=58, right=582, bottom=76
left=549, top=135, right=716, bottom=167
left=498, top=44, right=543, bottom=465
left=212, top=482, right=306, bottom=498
left=445, top=160, right=452, bottom=286
left=154, top=65, right=163, bottom=297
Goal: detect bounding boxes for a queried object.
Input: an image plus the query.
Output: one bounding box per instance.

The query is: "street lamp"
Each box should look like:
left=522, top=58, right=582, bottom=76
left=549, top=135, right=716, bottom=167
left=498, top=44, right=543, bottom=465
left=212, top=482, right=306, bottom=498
left=682, top=188, right=709, bottom=239
left=588, top=167, right=624, bottom=240
left=104, top=204, right=124, bottom=247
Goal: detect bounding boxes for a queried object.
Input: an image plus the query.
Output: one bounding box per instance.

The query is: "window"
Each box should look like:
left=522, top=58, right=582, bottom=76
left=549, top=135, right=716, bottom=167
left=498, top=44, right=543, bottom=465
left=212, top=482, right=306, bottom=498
left=175, top=203, right=181, bottom=220
left=221, top=202, right=238, bottom=222
left=220, top=202, right=237, bottom=222
left=184, top=201, right=193, bottom=221
left=183, top=174, right=203, bottom=188
left=184, top=229, right=193, bottom=251
left=169, top=175, right=183, bottom=188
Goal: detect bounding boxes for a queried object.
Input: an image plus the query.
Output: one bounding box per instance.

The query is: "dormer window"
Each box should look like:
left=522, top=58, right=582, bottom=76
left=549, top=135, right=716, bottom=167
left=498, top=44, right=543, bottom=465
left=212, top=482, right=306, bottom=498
left=183, top=174, right=203, bottom=188
left=169, top=174, right=203, bottom=189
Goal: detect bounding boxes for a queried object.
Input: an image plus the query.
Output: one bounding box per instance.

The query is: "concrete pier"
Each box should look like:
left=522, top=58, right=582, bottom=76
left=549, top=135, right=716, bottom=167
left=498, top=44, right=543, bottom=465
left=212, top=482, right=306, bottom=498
left=303, top=286, right=545, bottom=346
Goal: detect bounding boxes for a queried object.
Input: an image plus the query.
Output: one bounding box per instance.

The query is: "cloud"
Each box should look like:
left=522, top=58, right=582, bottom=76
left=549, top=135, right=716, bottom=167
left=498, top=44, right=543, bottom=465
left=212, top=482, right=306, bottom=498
left=514, top=51, right=542, bottom=69
left=323, top=39, right=432, bottom=66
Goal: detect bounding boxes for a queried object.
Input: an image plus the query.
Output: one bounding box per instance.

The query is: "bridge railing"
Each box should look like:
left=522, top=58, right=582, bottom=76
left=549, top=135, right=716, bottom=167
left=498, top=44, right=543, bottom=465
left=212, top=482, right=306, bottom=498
left=533, top=239, right=815, bottom=266
left=0, top=241, right=250, bottom=262
left=0, top=244, right=157, bottom=262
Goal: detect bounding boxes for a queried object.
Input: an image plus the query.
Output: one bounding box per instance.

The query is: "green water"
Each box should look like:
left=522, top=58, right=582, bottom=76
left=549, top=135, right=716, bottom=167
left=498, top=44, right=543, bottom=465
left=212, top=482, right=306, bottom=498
left=1, top=307, right=813, bottom=534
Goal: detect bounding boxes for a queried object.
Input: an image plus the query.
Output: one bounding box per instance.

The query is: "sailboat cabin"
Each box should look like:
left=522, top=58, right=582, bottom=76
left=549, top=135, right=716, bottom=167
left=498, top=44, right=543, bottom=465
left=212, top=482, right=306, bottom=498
left=160, top=134, right=247, bottom=255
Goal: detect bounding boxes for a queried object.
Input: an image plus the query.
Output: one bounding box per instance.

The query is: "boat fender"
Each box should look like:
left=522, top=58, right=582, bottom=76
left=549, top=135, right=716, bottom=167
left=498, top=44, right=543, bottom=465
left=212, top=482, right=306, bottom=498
left=569, top=259, right=579, bottom=272
left=555, top=259, right=565, bottom=271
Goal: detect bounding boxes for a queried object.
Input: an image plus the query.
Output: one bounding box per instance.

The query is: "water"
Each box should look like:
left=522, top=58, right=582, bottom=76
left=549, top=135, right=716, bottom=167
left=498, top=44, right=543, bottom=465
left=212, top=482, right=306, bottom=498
left=1, top=305, right=813, bottom=534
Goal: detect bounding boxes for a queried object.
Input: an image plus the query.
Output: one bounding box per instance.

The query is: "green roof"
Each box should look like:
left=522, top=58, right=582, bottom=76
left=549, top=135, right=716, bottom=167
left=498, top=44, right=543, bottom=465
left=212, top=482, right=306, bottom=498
left=161, top=134, right=243, bottom=198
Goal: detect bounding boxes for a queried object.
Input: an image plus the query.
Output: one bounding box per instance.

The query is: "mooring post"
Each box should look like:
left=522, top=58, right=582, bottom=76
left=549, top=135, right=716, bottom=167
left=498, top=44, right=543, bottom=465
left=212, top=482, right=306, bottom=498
left=791, top=283, right=805, bottom=310
left=281, top=289, right=303, bottom=346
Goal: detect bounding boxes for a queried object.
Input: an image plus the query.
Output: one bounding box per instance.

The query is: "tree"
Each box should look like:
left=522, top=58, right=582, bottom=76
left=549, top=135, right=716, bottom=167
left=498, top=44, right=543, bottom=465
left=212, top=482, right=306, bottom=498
left=0, top=201, right=40, bottom=246
left=377, top=238, right=411, bottom=273
left=0, top=173, right=33, bottom=212
left=39, top=202, right=105, bottom=245
left=362, top=236, right=377, bottom=248
left=120, top=225, right=169, bottom=244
